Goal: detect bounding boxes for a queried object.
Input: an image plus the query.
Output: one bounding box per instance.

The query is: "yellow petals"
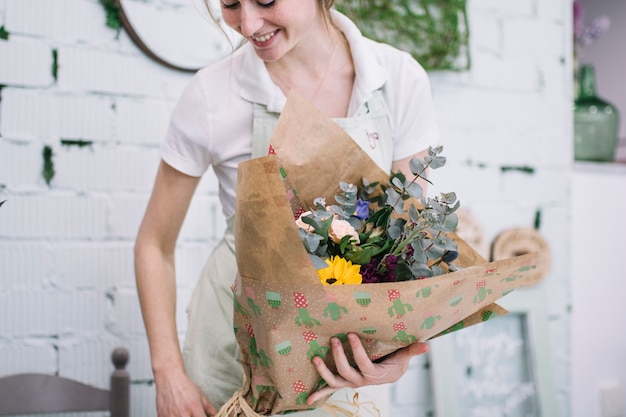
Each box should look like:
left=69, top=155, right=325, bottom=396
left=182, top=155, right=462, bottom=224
left=317, top=256, right=362, bottom=286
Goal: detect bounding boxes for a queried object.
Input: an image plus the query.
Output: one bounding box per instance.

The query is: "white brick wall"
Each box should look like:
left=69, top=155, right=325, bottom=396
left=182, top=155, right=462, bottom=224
left=0, top=0, right=573, bottom=416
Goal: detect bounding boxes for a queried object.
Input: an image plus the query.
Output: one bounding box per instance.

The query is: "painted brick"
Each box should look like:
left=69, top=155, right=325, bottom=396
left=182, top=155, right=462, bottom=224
left=0, top=36, right=54, bottom=87
left=4, top=0, right=115, bottom=43
left=115, top=97, right=177, bottom=146
left=537, top=0, right=569, bottom=22
left=0, top=242, right=52, bottom=290
left=53, top=145, right=161, bottom=192
left=58, top=336, right=113, bottom=386
left=0, top=193, right=108, bottom=238
left=471, top=0, right=534, bottom=17
left=505, top=20, right=566, bottom=64
left=126, top=338, right=155, bottom=381
left=0, top=88, right=116, bottom=141
left=174, top=242, right=218, bottom=289
left=51, top=242, right=136, bottom=290
left=108, top=288, right=147, bottom=336
left=538, top=206, right=570, bottom=317
left=131, top=383, right=157, bottom=417
left=470, top=12, right=504, bottom=53
left=56, top=44, right=190, bottom=99
left=0, top=339, right=58, bottom=376
left=106, top=193, right=153, bottom=240
left=0, top=140, right=42, bottom=189
left=0, top=290, right=106, bottom=337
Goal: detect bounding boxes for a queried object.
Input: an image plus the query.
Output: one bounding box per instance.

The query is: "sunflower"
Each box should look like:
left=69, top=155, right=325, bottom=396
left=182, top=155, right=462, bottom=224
left=317, top=256, right=363, bottom=286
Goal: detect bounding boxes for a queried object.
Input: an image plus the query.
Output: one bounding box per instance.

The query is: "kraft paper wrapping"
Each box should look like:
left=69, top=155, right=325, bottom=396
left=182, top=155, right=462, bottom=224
left=227, top=92, right=547, bottom=416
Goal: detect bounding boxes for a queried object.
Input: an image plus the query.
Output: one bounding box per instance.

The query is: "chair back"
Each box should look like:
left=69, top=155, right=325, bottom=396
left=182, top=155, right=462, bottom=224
left=0, top=347, right=129, bottom=417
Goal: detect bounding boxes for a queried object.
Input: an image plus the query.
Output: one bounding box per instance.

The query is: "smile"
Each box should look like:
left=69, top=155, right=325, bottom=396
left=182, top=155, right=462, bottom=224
left=251, top=30, right=277, bottom=43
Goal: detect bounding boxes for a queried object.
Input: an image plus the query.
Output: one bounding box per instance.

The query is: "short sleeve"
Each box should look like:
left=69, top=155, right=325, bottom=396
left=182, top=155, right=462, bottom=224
left=160, top=73, right=213, bottom=177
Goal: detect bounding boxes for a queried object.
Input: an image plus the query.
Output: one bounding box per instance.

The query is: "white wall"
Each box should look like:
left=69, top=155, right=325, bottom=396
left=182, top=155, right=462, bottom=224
left=571, top=163, right=626, bottom=417
left=0, top=0, right=573, bottom=415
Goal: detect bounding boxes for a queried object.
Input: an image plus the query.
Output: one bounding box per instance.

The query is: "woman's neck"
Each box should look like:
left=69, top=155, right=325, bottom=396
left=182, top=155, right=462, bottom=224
left=267, top=27, right=354, bottom=117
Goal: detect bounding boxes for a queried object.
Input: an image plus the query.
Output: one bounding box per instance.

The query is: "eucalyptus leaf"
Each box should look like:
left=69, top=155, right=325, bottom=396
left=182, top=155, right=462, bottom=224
left=409, top=158, right=426, bottom=176
left=388, top=224, right=403, bottom=240
left=426, top=244, right=446, bottom=259
left=405, top=182, right=423, bottom=199
left=410, top=263, right=433, bottom=279
left=309, top=255, right=329, bottom=270
left=429, top=156, right=447, bottom=169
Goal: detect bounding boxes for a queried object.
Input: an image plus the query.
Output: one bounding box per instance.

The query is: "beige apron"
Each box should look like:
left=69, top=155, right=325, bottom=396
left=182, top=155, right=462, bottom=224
left=183, top=92, right=394, bottom=412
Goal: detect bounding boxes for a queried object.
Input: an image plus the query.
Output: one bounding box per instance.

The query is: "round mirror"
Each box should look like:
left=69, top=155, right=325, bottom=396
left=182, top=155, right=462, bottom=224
left=116, top=0, right=242, bottom=72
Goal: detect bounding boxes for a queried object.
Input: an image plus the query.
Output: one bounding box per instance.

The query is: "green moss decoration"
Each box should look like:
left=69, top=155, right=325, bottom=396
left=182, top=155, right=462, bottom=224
left=500, top=165, right=536, bottom=174
left=42, top=145, right=55, bottom=186
left=51, top=49, right=58, bottom=81
left=534, top=209, right=542, bottom=230
left=61, top=139, right=93, bottom=148
left=0, top=26, right=9, bottom=40
left=336, top=0, right=470, bottom=71
left=99, top=0, right=122, bottom=30
left=0, top=200, right=6, bottom=208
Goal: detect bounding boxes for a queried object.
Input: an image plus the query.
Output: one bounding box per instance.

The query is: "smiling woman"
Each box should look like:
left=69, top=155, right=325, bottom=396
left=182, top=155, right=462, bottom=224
left=115, top=0, right=241, bottom=72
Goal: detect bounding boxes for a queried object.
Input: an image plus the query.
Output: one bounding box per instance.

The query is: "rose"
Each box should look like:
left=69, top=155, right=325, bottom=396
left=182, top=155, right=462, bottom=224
left=329, top=219, right=360, bottom=244
left=295, top=211, right=315, bottom=233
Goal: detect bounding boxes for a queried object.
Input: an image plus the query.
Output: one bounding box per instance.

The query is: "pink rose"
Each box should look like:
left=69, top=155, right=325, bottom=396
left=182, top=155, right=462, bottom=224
left=329, top=219, right=360, bottom=244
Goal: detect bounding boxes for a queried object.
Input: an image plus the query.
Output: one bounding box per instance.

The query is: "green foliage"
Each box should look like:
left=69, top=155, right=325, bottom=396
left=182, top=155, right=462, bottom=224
left=42, top=145, right=55, bottom=186
left=297, top=146, right=461, bottom=282
left=336, top=0, right=470, bottom=71
left=99, top=0, right=122, bottom=30
left=0, top=25, right=9, bottom=40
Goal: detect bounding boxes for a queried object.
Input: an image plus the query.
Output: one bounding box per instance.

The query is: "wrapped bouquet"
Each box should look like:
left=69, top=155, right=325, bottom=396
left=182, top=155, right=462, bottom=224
left=220, top=92, right=546, bottom=416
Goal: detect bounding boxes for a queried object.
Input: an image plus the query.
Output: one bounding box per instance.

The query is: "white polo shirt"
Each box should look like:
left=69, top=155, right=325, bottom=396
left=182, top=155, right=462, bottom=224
left=161, top=11, right=439, bottom=218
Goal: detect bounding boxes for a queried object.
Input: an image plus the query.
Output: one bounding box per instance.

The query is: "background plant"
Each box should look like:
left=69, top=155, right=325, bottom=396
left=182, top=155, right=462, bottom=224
left=336, top=0, right=470, bottom=71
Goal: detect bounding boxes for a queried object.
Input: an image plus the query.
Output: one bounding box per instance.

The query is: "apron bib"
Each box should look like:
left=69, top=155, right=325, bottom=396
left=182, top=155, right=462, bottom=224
left=183, top=92, right=394, bottom=411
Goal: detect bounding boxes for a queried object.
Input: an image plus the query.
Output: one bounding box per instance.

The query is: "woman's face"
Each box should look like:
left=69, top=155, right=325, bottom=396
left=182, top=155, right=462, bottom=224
left=220, top=0, right=326, bottom=62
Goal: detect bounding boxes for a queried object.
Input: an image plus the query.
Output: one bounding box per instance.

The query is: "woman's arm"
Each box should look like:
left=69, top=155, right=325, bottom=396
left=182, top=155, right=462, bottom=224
left=134, top=160, right=217, bottom=416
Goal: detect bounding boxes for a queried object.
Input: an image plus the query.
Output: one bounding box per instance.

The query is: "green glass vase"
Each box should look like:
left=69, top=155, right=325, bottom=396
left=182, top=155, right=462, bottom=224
left=574, top=65, right=620, bottom=162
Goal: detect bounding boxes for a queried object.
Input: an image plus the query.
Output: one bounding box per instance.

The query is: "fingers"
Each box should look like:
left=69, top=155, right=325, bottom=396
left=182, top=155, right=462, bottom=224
left=202, top=395, right=218, bottom=417
left=331, top=336, right=366, bottom=384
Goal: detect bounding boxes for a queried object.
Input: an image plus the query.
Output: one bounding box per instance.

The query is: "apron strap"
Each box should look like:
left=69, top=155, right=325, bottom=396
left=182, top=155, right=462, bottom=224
left=251, top=103, right=280, bottom=159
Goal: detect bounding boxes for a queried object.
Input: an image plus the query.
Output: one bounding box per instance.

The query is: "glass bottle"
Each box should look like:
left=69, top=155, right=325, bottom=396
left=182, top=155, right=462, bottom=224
left=574, top=65, right=620, bottom=162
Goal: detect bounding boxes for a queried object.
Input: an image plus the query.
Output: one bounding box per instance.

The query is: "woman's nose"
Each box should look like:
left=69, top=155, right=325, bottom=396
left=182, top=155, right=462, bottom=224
left=239, top=4, right=264, bottom=37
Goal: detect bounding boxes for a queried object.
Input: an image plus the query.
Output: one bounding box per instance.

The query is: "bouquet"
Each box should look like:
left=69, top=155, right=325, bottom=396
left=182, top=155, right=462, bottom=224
left=296, top=145, right=461, bottom=287
left=219, top=92, right=547, bottom=417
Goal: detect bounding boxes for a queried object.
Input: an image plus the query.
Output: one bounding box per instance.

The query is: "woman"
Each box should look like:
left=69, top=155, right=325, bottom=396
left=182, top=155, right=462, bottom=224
left=134, top=0, right=439, bottom=415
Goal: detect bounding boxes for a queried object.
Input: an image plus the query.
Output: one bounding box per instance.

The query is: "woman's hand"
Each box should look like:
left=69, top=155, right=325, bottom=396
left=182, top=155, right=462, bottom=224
left=154, top=368, right=218, bottom=417
left=306, top=333, right=429, bottom=404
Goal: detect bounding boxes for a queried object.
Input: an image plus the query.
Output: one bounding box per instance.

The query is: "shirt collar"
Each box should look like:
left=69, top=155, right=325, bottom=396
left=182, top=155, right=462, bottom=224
left=238, top=10, right=388, bottom=115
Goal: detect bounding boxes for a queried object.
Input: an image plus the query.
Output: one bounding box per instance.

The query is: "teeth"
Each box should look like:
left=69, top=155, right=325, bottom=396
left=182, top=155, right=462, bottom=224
left=252, top=31, right=276, bottom=43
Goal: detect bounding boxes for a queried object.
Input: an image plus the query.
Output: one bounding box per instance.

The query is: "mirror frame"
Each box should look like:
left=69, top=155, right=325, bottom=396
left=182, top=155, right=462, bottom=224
left=115, top=0, right=199, bottom=72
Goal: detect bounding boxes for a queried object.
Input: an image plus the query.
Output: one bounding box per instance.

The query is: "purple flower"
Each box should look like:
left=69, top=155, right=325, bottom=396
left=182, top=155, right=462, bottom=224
left=573, top=1, right=585, bottom=38
left=354, top=199, right=370, bottom=220
left=360, top=255, right=401, bottom=283
left=361, top=258, right=384, bottom=283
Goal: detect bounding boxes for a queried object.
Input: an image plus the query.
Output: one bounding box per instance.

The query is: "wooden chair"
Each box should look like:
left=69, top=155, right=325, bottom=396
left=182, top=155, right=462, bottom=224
left=0, top=347, right=130, bottom=417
